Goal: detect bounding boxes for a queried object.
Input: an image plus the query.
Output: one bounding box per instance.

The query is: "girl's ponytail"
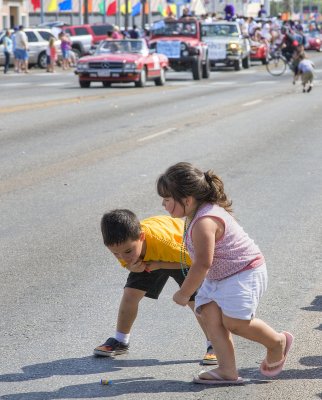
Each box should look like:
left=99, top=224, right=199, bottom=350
left=204, top=170, right=233, bottom=214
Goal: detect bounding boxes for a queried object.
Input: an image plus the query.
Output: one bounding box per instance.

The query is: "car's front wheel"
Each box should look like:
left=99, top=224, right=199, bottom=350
left=79, top=80, right=91, bottom=88
left=242, top=55, right=250, bottom=69
left=192, top=58, right=202, bottom=80
left=234, top=59, right=242, bottom=71
left=202, top=56, right=211, bottom=79
left=135, top=68, right=147, bottom=88
left=154, top=67, right=166, bottom=86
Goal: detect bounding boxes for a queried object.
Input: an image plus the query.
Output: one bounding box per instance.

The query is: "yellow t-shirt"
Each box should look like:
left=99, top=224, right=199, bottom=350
left=118, top=215, right=191, bottom=267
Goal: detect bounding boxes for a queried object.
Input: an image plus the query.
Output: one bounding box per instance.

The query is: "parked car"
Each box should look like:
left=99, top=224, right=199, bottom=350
left=201, top=21, right=251, bottom=71
left=63, top=24, right=113, bottom=45
left=149, top=17, right=210, bottom=81
left=75, top=39, right=169, bottom=88
left=0, top=28, right=61, bottom=69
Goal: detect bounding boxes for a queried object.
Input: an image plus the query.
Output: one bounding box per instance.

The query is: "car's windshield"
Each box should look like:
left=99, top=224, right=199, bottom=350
left=202, top=24, right=239, bottom=37
left=97, top=39, right=146, bottom=54
left=151, top=20, right=197, bottom=37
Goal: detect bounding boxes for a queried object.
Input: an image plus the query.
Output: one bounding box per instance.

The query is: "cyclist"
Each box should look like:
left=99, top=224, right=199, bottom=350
left=280, top=26, right=299, bottom=62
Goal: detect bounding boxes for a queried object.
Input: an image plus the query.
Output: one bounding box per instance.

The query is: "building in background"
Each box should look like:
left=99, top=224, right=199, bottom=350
left=0, top=0, right=30, bottom=29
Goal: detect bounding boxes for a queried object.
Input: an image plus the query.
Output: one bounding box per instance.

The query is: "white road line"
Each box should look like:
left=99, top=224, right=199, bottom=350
left=37, top=82, right=68, bottom=86
left=242, top=99, right=263, bottom=107
left=1, top=83, right=29, bottom=87
left=211, top=81, right=237, bottom=85
left=251, top=81, right=278, bottom=85
left=138, top=127, right=176, bottom=142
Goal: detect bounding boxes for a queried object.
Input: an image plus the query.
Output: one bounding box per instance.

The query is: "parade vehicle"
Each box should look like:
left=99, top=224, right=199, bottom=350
left=250, top=39, right=269, bottom=64
left=148, top=17, right=210, bottom=80
left=304, top=29, right=322, bottom=52
left=75, top=39, right=169, bottom=88
left=201, top=21, right=251, bottom=71
left=0, top=28, right=61, bottom=69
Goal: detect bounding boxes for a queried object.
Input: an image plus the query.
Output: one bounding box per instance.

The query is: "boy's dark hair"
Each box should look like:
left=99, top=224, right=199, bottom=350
left=101, top=209, right=141, bottom=246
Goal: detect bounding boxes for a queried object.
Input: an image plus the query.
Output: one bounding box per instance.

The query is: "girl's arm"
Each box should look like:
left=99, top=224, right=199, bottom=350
left=173, top=216, right=219, bottom=306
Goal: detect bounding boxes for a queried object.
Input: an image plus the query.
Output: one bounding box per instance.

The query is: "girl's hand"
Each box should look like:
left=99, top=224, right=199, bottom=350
left=173, top=290, right=190, bottom=306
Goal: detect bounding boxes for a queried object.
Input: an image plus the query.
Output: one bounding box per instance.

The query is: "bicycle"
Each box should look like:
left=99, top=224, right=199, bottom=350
left=266, top=48, right=294, bottom=76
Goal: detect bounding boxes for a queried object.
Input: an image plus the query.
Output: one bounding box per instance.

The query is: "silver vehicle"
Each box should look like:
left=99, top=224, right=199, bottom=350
left=0, top=28, right=61, bottom=69
left=202, top=21, right=251, bottom=71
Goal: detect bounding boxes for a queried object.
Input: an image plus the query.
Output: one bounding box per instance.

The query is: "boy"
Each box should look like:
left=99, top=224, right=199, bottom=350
left=94, top=209, right=216, bottom=365
left=297, top=53, right=315, bottom=93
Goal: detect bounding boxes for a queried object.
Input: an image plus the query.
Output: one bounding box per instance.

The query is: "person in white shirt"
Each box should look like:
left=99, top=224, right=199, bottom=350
left=15, top=25, right=29, bottom=73
left=297, top=53, right=315, bottom=93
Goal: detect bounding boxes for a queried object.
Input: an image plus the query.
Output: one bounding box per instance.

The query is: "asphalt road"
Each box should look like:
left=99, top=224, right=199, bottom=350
left=0, top=55, right=322, bottom=400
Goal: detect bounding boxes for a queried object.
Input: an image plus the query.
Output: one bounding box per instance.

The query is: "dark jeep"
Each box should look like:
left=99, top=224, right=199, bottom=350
left=149, top=17, right=210, bottom=80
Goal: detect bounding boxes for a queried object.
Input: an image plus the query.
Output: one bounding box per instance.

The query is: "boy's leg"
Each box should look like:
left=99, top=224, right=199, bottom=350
left=94, top=287, right=145, bottom=356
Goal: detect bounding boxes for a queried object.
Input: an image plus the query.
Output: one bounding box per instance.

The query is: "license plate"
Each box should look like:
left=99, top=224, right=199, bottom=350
left=111, top=73, right=120, bottom=77
left=98, top=71, right=110, bottom=77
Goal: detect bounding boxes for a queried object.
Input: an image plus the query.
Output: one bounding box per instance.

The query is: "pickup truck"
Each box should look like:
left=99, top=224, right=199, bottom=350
left=51, top=25, right=93, bottom=57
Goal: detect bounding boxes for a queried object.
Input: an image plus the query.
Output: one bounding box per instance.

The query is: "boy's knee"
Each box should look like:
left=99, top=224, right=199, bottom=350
left=223, top=316, right=249, bottom=334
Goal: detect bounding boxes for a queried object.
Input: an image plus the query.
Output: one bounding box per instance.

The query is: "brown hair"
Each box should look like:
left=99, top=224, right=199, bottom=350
left=157, top=162, right=233, bottom=213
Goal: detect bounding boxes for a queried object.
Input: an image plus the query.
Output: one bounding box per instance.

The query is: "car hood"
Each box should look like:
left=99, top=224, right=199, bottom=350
left=203, top=37, right=239, bottom=45
left=150, top=37, right=201, bottom=47
left=79, top=53, right=141, bottom=63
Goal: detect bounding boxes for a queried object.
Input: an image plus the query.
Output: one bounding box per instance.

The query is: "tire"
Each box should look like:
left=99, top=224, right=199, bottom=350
left=72, top=47, right=82, bottom=59
left=154, top=67, right=166, bottom=86
left=192, top=58, right=202, bottom=80
left=202, top=56, right=211, bottom=79
left=102, top=81, right=111, bottom=88
left=234, top=59, right=242, bottom=71
left=38, top=51, right=47, bottom=69
left=135, top=68, right=147, bottom=88
left=242, top=55, right=250, bottom=69
left=79, top=80, right=91, bottom=88
left=266, top=55, right=287, bottom=76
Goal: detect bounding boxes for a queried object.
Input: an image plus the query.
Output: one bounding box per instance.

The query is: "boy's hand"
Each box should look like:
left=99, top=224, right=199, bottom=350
left=127, top=260, right=146, bottom=273
left=173, top=289, right=190, bottom=306
left=142, top=261, right=160, bottom=272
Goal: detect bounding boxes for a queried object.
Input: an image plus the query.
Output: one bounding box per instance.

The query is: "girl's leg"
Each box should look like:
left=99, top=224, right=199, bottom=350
left=198, top=301, right=239, bottom=380
left=223, top=316, right=286, bottom=369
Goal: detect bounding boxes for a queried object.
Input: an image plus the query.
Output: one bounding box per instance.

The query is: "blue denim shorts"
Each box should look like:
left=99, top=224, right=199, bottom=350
left=16, top=49, right=28, bottom=60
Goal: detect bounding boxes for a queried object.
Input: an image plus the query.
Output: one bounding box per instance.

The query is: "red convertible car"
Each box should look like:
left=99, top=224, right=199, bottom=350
left=75, top=39, right=169, bottom=88
left=304, top=29, right=322, bottom=52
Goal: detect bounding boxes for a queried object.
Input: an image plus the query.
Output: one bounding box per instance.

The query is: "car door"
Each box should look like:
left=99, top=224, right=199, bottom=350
left=25, top=30, right=40, bottom=65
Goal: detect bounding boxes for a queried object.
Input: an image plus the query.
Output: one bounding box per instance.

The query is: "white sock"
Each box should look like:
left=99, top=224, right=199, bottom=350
left=115, top=332, right=130, bottom=345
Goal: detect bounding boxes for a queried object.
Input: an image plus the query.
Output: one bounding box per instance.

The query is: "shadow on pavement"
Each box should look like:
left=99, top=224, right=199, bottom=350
left=301, top=295, right=322, bottom=312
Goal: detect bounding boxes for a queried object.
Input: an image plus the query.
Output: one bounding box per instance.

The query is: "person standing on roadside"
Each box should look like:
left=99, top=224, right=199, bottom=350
left=15, top=25, right=29, bottom=73
left=3, top=30, right=12, bottom=74
left=59, top=31, right=71, bottom=70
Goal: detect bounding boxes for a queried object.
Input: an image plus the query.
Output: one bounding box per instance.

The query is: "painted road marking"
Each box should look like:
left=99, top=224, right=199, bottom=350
left=242, top=99, right=263, bottom=107
left=138, top=128, right=176, bottom=142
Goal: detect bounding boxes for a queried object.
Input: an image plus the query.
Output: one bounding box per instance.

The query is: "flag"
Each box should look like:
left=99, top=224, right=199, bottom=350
left=131, top=1, right=141, bottom=16
left=31, top=0, right=40, bottom=10
left=82, top=0, right=93, bottom=12
left=98, top=0, right=105, bottom=14
left=166, top=4, right=176, bottom=16
left=47, top=0, right=58, bottom=11
left=121, top=1, right=132, bottom=14
left=157, top=4, right=167, bottom=16
left=59, top=0, right=72, bottom=11
left=106, top=0, right=116, bottom=15
left=144, top=2, right=149, bottom=13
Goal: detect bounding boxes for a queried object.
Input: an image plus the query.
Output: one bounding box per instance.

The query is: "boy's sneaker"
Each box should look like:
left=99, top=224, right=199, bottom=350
left=307, top=84, right=313, bottom=93
left=93, top=337, right=129, bottom=357
left=202, top=345, right=218, bottom=365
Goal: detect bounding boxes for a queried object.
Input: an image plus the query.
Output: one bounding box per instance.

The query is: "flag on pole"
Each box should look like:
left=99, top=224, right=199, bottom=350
left=98, top=0, right=105, bottom=14
left=106, top=0, right=117, bottom=15
left=120, top=0, right=132, bottom=14
left=131, top=1, right=141, bottom=16
left=82, top=0, right=93, bottom=12
left=59, top=0, right=72, bottom=10
left=31, top=0, right=40, bottom=10
left=47, top=0, right=58, bottom=11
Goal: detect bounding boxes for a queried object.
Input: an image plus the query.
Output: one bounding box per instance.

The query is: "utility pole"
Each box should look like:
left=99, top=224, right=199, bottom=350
left=125, top=0, right=129, bottom=30
left=83, top=0, right=89, bottom=23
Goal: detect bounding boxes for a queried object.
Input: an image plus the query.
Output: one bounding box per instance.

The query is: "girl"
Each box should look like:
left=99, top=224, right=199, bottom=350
left=47, top=37, right=57, bottom=73
left=157, top=162, right=294, bottom=384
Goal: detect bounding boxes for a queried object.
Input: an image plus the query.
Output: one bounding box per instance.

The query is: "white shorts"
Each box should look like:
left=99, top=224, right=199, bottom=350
left=195, top=263, right=268, bottom=320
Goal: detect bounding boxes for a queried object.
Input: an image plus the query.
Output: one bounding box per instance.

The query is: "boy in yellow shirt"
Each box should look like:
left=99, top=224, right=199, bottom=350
left=94, top=209, right=216, bottom=365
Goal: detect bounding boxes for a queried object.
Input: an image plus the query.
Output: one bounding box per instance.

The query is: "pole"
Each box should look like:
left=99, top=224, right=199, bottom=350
left=103, top=0, right=107, bottom=22
left=84, top=0, right=89, bottom=23
left=40, top=0, right=45, bottom=23
left=79, top=0, right=84, bottom=23
left=125, top=0, right=129, bottom=29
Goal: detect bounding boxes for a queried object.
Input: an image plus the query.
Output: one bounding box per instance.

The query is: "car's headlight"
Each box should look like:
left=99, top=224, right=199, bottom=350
left=124, top=62, right=136, bottom=70
left=183, top=50, right=189, bottom=56
left=316, top=39, right=321, bottom=43
left=77, top=63, right=89, bottom=69
left=228, top=42, right=240, bottom=50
